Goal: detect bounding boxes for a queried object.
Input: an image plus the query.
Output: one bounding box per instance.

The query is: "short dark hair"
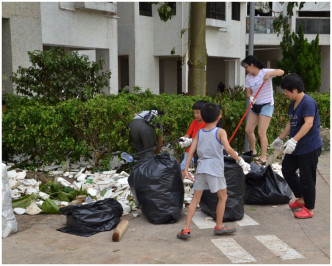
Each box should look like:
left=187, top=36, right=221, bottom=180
left=280, top=73, right=304, bottom=93
left=241, top=55, right=265, bottom=69
left=192, top=100, right=208, bottom=110
left=201, top=103, right=220, bottom=123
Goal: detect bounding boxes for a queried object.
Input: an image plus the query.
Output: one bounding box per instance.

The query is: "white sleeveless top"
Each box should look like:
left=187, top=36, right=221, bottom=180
left=196, top=127, right=224, bottom=177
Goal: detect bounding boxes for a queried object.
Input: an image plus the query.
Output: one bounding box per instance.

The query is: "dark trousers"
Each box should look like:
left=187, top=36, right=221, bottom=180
left=129, top=119, right=156, bottom=160
left=282, top=147, right=321, bottom=209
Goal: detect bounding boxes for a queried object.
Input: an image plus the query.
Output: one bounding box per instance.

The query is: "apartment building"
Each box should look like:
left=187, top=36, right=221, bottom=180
left=117, top=2, right=247, bottom=96
left=2, top=2, right=330, bottom=95
left=2, top=2, right=119, bottom=94
left=246, top=2, right=330, bottom=92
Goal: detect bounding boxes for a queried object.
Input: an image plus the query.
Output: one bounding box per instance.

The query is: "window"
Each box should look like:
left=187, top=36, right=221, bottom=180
left=232, top=2, right=240, bottom=21
left=206, top=2, right=226, bottom=21
left=168, top=2, right=176, bottom=15
left=297, top=11, right=330, bottom=34
left=296, top=18, right=330, bottom=34
left=299, top=11, right=330, bottom=18
left=139, top=2, right=152, bottom=17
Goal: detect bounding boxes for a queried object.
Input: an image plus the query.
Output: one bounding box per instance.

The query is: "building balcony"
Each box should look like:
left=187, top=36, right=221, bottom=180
left=246, top=16, right=330, bottom=35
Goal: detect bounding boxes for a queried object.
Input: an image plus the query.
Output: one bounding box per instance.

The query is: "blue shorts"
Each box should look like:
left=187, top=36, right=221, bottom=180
left=250, top=103, right=274, bottom=117
left=180, top=152, right=194, bottom=170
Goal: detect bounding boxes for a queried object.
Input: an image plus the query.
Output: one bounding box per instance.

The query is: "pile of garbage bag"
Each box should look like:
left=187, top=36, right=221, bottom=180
left=128, top=153, right=184, bottom=224
left=57, top=198, right=123, bottom=237
left=244, top=163, right=292, bottom=205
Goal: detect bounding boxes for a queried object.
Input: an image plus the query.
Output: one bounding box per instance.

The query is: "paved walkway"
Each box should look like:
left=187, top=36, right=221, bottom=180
left=2, top=151, right=330, bottom=264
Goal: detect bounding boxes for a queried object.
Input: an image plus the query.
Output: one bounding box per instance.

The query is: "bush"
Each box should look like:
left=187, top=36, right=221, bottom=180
left=3, top=90, right=329, bottom=170
left=11, top=47, right=111, bottom=103
left=3, top=92, right=213, bottom=168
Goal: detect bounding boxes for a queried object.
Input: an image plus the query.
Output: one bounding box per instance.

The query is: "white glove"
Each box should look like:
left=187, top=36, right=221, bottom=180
left=179, top=137, right=192, bottom=148
left=249, top=96, right=256, bottom=105
left=237, top=158, right=251, bottom=175
left=271, top=137, right=283, bottom=151
left=283, top=138, right=297, bottom=154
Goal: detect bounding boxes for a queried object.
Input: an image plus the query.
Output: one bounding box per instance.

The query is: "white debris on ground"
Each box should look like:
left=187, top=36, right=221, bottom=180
left=5, top=154, right=196, bottom=216
left=4, top=154, right=283, bottom=216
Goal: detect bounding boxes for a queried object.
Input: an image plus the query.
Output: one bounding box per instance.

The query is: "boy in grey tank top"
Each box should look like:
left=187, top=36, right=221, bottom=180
left=177, top=103, right=251, bottom=239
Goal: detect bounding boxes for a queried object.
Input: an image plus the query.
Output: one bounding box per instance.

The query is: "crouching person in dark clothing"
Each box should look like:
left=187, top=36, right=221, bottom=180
left=129, top=109, right=164, bottom=160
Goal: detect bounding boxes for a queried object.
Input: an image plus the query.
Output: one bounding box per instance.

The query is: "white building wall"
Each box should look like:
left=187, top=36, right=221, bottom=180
left=117, top=3, right=135, bottom=90
left=40, top=2, right=118, bottom=94
left=153, top=3, right=188, bottom=56
left=2, top=2, right=43, bottom=93
left=133, top=3, right=159, bottom=93
left=206, top=2, right=247, bottom=93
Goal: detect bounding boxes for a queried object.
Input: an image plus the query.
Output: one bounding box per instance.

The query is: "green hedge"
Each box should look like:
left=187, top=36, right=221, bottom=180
left=3, top=91, right=329, bottom=170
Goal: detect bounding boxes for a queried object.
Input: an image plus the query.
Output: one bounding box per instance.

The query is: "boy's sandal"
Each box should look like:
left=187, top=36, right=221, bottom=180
left=294, top=207, right=313, bottom=219
left=177, top=228, right=191, bottom=239
left=214, top=225, right=236, bottom=235
left=256, top=158, right=266, bottom=166
left=289, top=199, right=305, bottom=209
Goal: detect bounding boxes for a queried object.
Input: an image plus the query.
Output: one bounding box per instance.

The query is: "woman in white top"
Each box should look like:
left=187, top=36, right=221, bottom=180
left=241, top=55, right=284, bottom=165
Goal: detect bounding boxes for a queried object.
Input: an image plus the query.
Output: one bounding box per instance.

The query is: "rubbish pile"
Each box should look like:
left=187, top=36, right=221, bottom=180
left=4, top=153, right=283, bottom=217
left=4, top=154, right=195, bottom=216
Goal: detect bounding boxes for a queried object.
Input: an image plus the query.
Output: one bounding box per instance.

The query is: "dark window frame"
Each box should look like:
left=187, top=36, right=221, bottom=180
left=232, top=2, right=240, bottom=21
left=298, top=11, right=330, bottom=18
left=206, top=2, right=226, bottom=21
left=168, top=2, right=176, bottom=15
left=139, top=2, right=152, bottom=17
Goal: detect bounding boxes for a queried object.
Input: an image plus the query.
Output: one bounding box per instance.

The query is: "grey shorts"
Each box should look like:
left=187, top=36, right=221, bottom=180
left=193, top=173, right=226, bottom=193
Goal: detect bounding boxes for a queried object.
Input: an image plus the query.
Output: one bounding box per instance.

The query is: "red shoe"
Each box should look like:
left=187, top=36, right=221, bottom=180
left=289, top=199, right=305, bottom=209
left=294, top=207, right=313, bottom=219
left=177, top=228, right=191, bottom=239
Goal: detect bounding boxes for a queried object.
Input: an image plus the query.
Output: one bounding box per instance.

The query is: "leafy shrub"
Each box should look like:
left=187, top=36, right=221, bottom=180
left=11, top=47, right=111, bottom=103
left=3, top=90, right=329, bottom=170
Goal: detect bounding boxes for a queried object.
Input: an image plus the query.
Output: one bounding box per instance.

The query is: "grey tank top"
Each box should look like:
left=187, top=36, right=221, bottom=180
left=196, top=127, right=224, bottom=177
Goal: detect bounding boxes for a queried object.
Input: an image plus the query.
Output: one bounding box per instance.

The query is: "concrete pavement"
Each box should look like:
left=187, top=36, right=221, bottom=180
left=2, top=151, right=330, bottom=264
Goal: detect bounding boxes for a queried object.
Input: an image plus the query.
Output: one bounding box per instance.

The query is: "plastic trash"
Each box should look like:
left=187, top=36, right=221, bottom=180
left=244, top=164, right=292, bottom=205
left=57, top=198, right=123, bottom=237
left=121, top=152, right=134, bottom=163
left=128, top=153, right=184, bottom=224
left=2, top=163, right=18, bottom=238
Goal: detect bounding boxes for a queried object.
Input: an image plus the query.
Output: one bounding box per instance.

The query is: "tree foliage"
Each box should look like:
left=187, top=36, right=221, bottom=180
left=275, top=25, right=321, bottom=92
left=11, top=47, right=111, bottom=103
left=156, top=2, right=176, bottom=22
left=272, top=2, right=321, bottom=92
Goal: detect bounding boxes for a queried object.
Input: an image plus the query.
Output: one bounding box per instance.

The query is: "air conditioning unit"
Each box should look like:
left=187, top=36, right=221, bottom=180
left=75, top=2, right=117, bottom=15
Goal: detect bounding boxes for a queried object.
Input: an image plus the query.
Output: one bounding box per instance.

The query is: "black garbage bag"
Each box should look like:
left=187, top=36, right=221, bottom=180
left=244, top=164, right=292, bottom=205
left=57, top=198, right=123, bottom=237
left=128, top=153, right=184, bottom=224
left=199, top=152, right=252, bottom=221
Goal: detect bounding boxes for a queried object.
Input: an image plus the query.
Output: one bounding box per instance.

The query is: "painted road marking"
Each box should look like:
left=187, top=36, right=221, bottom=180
left=193, top=211, right=260, bottom=229
left=255, top=235, right=305, bottom=260
left=211, top=238, right=257, bottom=263
left=236, top=213, right=260, bottom=226
left=192, top=210, right=215, bottom=229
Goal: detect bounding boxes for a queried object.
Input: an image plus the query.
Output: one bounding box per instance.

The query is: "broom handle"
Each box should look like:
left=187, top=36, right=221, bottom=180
left=228, top=81, right=265, bottom=144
